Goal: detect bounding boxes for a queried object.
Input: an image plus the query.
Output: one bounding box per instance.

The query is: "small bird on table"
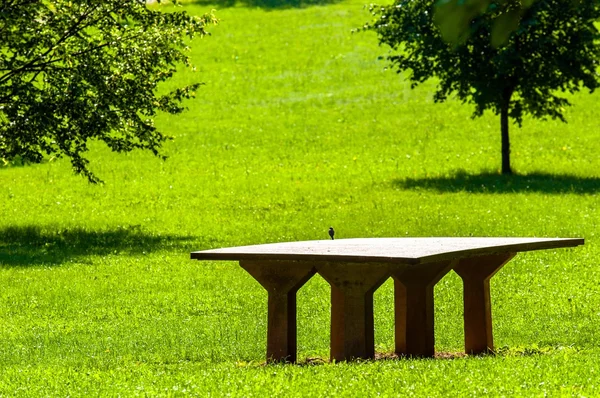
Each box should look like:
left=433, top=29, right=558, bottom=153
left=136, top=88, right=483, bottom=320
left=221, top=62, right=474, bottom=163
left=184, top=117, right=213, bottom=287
left=328, top=227, right=335, bottom=240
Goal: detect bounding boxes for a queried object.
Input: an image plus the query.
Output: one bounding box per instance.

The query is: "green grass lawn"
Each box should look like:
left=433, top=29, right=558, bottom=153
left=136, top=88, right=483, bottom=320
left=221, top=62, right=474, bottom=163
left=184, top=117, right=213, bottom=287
left=2, top=0, right=600, bottom=395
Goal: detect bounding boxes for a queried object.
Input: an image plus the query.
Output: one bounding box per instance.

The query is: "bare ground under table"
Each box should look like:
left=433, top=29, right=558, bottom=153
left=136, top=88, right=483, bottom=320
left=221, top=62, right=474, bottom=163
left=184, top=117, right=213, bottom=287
left=191, top=237, right=584, bottom=362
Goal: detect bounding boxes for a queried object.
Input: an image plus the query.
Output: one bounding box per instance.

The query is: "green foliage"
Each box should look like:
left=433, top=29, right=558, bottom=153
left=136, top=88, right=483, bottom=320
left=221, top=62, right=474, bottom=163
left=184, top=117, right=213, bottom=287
left=367, top=0, right=600, bottom=173
left=0, top=0, right=217, bottom=182
left=434, top=0, right=537, bottom=45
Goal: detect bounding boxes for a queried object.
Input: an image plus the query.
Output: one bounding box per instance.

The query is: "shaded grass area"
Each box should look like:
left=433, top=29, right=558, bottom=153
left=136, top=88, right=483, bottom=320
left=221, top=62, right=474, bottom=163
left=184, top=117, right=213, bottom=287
left=0, top=156, right=46, bottom=169
left=395, top=171, right=600, bottom=194
left=249, top=344, right=577, bottom=365
left=0, top=225, right=197, bottom=266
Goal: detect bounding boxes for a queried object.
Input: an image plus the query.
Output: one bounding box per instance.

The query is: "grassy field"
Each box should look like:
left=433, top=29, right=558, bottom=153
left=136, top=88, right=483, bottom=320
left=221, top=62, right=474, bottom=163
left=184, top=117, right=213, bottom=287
left=2, top=0, right=600, bottom=395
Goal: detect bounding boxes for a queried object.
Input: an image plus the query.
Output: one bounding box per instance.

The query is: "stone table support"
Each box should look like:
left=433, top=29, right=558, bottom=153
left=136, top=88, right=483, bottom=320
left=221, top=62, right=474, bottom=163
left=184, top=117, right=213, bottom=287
left=240, top=260, right=315, bottom=362
left=453, top=253, right=516, bottom=354
left=392, top=260, right=456, bottom=357
left=317, top=262, right=392, bottom=361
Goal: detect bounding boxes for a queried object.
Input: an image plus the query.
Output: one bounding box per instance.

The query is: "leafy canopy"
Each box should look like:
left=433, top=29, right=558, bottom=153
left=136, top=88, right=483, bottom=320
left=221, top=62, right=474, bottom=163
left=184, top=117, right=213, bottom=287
left=434, top=0, right=538, bottom=45
left=0, top=0, right=217, bottom=182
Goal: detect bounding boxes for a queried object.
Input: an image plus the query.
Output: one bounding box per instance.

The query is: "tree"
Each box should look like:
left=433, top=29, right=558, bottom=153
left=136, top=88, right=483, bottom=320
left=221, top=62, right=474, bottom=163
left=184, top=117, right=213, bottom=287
left=0, top=1, right=217, bottom=182
left=367, top=0, right=600, bottom=174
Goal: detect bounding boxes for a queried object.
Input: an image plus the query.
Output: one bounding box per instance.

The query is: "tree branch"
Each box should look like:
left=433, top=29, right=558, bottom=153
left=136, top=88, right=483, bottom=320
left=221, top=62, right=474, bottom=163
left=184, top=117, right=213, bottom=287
left=0, top=3, right=102, bottom=85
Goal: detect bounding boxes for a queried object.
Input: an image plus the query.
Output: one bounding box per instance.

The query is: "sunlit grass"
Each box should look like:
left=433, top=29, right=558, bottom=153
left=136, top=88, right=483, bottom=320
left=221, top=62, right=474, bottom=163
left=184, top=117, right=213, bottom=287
left=1, top=0, right=599, bottom=395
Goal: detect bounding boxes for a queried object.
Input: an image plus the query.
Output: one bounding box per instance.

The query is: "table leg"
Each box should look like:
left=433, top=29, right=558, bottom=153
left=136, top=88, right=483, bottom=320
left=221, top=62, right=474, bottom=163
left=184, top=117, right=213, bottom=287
left=240, top=261, right=316, bottom=363
left=393, top=260, right=455, bottom=357
left=317, top=262, right=390, bottom=362
left=453, top=253, right=516, bottom=354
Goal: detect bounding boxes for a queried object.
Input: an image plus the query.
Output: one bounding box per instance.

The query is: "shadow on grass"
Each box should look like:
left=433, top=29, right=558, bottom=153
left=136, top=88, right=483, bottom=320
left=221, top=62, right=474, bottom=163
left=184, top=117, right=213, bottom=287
left=394, top=172, right=600, bottom=195
left=0, top=156, right=47, bottom=169
left=258, top=346, right=576, bottom=367
left=0, top=225, right=201, bottom=267
left=185, top=0, right=341, bottom=9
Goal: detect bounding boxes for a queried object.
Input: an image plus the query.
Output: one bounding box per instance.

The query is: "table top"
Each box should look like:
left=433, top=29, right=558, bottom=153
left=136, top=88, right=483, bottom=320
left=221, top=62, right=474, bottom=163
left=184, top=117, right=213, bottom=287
left=190, top=237, right=584, bottom=265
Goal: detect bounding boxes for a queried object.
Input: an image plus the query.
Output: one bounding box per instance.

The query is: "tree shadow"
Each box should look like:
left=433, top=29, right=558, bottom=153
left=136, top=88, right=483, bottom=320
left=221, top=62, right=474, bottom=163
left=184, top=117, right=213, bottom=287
left=0, top=225, right=207, bottom=267
left=185, top=0, right=341, bottom=10
left=0, top=156, right=47, bottom=169
left=394, top=171, right=600, bottom=194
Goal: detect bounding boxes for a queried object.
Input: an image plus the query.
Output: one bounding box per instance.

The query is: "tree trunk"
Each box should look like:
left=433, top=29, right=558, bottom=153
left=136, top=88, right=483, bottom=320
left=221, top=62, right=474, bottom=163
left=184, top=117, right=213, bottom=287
left=500, top=87, right=513, bottom=175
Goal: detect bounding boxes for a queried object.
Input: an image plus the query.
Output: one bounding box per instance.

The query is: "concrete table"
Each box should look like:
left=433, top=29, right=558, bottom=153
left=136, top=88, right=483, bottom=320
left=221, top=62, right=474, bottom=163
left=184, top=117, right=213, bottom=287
left=191, top=237, right=583, bottom=362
